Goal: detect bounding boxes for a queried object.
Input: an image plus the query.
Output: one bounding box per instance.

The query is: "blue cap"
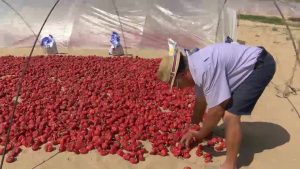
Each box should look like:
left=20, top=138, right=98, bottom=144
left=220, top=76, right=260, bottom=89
left=225, top=36, right=233, bottom=43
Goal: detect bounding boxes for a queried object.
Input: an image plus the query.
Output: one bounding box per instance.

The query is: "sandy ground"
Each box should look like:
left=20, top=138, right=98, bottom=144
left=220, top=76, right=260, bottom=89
left=1, top=20, right=300, bottom=169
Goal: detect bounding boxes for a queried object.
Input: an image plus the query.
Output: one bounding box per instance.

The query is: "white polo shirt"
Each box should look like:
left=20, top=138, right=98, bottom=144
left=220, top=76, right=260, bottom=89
left=189, top=43, right=262, bottom=108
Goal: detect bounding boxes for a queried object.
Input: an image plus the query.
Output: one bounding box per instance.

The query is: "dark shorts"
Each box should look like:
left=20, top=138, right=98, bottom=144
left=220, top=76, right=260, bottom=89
left=226, top=47, right=276, bottom=116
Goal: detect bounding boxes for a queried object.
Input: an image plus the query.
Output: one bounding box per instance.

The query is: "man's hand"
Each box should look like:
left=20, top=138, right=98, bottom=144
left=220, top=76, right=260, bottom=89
left=180, top=130, right=201, bottom=148
left=182, top=99, right=230, bottom=148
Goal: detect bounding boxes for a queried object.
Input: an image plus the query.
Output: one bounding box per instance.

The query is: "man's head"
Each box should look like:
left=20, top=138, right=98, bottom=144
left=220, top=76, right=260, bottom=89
left=157, top=50, right=195, bottom=89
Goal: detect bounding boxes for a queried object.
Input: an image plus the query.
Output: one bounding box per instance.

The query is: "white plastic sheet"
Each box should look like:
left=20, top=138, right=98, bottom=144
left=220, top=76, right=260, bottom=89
left=0, top=0, right=237, bottom=49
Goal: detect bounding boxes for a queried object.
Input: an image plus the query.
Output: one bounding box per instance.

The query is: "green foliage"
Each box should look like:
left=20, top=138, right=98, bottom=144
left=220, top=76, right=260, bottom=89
left=239, top=14, right=285, bottom=25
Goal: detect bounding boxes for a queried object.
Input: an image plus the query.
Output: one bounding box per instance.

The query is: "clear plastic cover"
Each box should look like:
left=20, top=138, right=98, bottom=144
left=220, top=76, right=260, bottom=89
left=0, top=0, right=238, bottom=50
left=1, top=0, right=299, bottom=51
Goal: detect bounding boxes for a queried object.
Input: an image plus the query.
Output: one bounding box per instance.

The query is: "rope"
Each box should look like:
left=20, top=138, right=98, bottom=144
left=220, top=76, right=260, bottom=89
left=31, top=152, right=60, bottom=169
left=111, top=0, right=128, bottom=55
left=274, top=0, right=300, bottom=90
left=0, top=1, right=60, bottom=168
left=273, top=0, right=300, bottom=119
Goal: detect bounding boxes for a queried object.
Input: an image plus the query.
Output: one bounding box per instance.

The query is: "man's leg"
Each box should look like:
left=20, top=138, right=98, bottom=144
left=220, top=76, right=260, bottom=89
left=221, top=111, right=241, bottom=169
left=220, top=50, right=275, bottom=169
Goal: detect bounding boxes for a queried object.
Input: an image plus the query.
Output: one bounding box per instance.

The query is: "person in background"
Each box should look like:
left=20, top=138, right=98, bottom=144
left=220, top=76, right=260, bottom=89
left=157, top=42, right=276, bottom=169
left=41, top=34, right=58, bottom=54
left=109, top=31, right=124, bottom=56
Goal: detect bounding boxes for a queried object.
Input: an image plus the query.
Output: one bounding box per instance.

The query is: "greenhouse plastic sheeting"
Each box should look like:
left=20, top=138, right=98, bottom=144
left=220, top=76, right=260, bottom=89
left=216, top=6, right=237, bottom=44
left=0, top=0, right=236, bottom=49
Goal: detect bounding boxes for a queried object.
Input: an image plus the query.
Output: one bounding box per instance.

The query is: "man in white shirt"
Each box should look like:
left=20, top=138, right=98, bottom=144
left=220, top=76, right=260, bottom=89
left=157, top=43, right=276, bottom=169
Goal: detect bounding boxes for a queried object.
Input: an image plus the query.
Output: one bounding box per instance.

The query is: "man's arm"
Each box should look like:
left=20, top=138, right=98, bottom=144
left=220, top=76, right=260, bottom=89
left=194, top=99, right=229, bottom=140
left=181, top=99, right=230, bottom=147
left=191, top=95, right=207, bottom=124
